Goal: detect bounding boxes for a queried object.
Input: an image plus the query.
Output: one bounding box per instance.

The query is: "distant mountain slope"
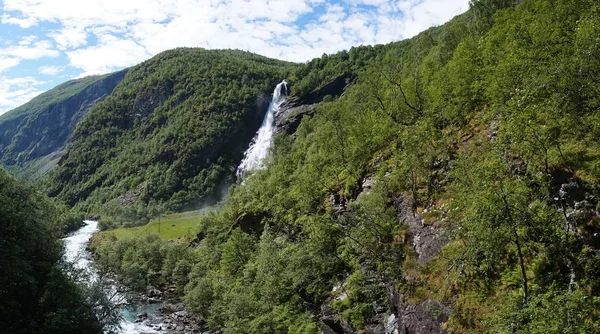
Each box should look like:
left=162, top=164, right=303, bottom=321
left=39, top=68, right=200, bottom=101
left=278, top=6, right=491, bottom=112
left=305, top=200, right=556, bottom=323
left=0, top=70, right=127, bottom=179
left=47, top=48, right=295, bottom=214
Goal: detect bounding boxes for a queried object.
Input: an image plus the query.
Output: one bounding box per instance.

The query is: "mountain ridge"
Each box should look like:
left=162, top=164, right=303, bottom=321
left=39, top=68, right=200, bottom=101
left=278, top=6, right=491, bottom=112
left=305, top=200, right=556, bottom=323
left=0, top=70, right=128, bottom=179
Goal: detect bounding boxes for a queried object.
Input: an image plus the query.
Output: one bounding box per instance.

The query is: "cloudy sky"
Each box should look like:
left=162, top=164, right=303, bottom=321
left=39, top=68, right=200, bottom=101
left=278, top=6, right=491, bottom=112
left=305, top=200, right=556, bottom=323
left=0, top=0, right=469, bottom=114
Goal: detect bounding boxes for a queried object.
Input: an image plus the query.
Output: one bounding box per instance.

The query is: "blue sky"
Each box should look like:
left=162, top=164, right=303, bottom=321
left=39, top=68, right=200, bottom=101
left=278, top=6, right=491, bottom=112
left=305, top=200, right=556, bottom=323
left=0, top=0, right=469, bottom=114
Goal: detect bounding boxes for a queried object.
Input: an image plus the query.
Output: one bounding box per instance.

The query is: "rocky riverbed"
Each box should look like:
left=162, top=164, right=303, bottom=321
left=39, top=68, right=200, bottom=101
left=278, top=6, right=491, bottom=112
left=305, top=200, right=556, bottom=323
left=63, top=221, right=207, bottom=334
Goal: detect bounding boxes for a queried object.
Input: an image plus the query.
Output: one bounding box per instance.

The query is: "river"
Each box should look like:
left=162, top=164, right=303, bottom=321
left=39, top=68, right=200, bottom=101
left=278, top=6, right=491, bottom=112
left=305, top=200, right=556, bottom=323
left=62, top=220, right=165, bottom=334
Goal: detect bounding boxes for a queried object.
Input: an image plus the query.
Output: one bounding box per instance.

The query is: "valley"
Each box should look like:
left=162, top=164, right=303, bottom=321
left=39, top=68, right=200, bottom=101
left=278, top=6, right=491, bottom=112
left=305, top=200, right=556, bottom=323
left=1, top=0, right=600, bottom=333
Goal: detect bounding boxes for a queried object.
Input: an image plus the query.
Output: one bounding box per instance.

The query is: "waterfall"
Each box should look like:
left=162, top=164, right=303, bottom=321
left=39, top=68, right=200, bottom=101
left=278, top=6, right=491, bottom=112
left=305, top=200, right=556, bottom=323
left=236, top=80, right=287, bottom=178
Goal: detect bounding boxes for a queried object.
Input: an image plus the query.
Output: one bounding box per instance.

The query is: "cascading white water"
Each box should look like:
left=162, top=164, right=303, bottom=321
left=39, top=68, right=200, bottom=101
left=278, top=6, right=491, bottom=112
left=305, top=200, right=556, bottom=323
left=236, top=80, right=287, bottom=177
left=63, top=221, right=161, bottom=334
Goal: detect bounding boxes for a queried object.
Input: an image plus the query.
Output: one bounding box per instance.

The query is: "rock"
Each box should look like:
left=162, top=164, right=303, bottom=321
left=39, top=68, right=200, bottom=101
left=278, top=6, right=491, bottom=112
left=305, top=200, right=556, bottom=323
left=274, top=73, right=354, bottom=136
left=385, top=314, right=399, bottom=334
left=137, top=312, right=148, bottom=319
left=393, top=194, right=449, bottom=265
left=148, top=297, right=161, bottom=304
left=275, top=103, right=317, bottom=135
left=318, top=303, right=357, bottom=334
left=147, top=287, right=163, bottom=298
left=485, top=120, right=499, bottom=142
left=361, top=177, right=375, bottom=196
left=174, top=310, right=189, bottom=318
left=296, top=73, right=353, bottom=106
left=397, top=299, right=450, bottom=334
left=160, top=302, right=185, bottom=313
left=116, top=182, right=147, bottom=206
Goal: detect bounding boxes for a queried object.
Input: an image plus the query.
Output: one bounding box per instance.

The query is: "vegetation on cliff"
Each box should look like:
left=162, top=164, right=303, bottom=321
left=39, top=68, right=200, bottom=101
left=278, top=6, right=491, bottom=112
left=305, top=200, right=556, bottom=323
left=46, top=49, right=296, bottom=223
left=90, top=0, right=600, bottom=332
left=0, top=71, right=126, bottom=180
left=0, top=168, right=104, bottom=333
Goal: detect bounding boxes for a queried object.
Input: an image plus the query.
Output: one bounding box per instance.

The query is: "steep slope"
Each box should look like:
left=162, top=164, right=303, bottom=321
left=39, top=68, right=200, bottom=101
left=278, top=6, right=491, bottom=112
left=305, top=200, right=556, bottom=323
left=47, top=48, right=295, bottom=217
left=0, top=70, right=127, bottom=179
left=91, top=0, right=600, bottom=333
left=0, top=167, right=104, bottom=333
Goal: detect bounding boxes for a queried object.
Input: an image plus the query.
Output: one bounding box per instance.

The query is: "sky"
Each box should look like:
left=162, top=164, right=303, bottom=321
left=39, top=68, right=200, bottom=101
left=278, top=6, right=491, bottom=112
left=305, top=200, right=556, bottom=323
left=0, top=0, right=470, bottom=114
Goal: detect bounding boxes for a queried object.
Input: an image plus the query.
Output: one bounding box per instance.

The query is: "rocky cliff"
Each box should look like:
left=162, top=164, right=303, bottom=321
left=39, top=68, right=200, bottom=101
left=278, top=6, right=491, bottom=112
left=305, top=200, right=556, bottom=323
left=0, top=70, right=127, bottom=179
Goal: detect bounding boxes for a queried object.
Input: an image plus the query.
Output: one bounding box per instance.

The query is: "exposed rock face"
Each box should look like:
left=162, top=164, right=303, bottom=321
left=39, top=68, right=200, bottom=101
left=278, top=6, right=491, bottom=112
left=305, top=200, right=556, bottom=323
left=393, top=195, right=449, bottom=265
left=275, top=73, right=353, bottom=136
left=551, top=172, right=600, bottom=251
left=296, top=73, right=353, bottom=106
left=387, top=295, right=450, bottom=334
left=0, top=70, right=127, bottom=178
left=320, top=185, right=451, bottom=334
left=319, top=303, right=357, bottom=334
left=116, top=182, right=147, bottom=206
left=275, top=103, right=317, bottom=135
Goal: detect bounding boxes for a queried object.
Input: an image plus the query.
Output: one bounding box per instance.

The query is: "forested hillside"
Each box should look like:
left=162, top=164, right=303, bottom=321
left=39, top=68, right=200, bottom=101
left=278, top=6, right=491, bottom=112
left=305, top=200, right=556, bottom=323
left=0, top=167, right=106, bottom=333
left=0, top=70, right=126, bottom=180
left=46, top=49, right=296, bottom=222
left=90, top=0, right=600, bottom=332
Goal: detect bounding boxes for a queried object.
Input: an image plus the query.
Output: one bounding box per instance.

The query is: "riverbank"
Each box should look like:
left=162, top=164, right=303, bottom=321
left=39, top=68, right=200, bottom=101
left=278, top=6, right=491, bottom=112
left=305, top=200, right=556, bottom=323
left=64, top=220, right=206, bottom=334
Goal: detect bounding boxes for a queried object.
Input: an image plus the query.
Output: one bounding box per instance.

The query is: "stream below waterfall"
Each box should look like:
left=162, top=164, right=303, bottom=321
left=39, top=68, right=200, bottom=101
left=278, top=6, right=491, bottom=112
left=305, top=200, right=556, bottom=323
left=63, top=221, right=168, bottom=334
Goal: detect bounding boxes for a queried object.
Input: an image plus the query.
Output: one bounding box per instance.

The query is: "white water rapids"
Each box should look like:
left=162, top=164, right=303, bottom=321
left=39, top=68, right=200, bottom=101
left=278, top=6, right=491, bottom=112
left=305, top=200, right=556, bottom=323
left=236, top=80, right=287, bottom=177
left=63, top=221, right=161, bottom=334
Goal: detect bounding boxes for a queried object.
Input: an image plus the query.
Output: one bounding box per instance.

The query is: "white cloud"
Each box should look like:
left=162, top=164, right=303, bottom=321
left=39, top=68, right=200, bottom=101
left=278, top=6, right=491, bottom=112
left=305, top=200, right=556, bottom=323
left=2, top=0, right=469, bottom=70
left=0, top=0, right=470, bottom=111
left=49, top=26, right=89, bottom=50
left=18, top=35, right=38, bottom=45
left=0, top=57, right=21, bottom=72
left=0, top=77, right=44, bottom=113
left=1, top=14, right=37, bottom=28
left=38, top=65, right=64, bottom=75
left=66, top=34, right=150, bottom=76
left=0, top=40, right=59, bottom=60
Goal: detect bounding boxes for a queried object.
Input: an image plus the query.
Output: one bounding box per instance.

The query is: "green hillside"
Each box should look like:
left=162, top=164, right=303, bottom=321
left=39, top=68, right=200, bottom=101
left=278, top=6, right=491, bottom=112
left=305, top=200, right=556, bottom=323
left=47, top=48, right=297, bottom=219
left=0, top=167, right=106, bottom=333
left=90, top=0, right=600, bottom=332
left=0, top=70, right=127, bottom=179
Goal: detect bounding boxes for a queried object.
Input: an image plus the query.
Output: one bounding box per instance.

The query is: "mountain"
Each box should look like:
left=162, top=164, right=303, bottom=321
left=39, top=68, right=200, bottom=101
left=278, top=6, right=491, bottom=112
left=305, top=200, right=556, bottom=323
left=47, top=48, right=296, bottom=217
left=3, top=0, right=600, bottom=332
left=89, top=0, right=600, bottom=333
left=0, top=70, right=127, bottom=179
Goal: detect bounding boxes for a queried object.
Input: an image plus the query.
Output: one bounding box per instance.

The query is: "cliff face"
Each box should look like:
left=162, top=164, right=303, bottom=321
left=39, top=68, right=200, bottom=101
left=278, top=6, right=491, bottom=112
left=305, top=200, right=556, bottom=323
left=0, top=70, right=127, bottom=178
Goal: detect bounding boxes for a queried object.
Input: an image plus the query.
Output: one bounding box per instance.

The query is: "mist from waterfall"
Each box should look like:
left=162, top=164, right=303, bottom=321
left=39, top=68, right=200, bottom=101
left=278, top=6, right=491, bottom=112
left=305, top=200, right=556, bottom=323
left=236, top=80, right=287, bottom=177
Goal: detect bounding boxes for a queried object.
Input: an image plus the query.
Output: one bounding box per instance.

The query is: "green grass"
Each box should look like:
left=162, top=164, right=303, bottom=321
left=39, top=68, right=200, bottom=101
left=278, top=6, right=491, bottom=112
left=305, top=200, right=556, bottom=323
left=101, top=211, right=203, bottom=241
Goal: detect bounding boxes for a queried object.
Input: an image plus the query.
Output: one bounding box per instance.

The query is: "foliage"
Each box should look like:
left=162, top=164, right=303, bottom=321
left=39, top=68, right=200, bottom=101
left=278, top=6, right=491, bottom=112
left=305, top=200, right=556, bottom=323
left=0, top=167, right=104, bottom=333
left=80, top=0, right=600, bottom=332
left=46, top=48, right=296, bottom=223
left=0, top=72, right=125, bottom=173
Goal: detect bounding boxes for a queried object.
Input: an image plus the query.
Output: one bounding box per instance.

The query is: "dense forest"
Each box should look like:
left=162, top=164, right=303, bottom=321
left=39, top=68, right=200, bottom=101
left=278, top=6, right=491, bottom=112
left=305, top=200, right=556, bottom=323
left=0, top=167, right=108, bottom=333
left=2, top=0, right=600, bottom=332
left=88, top=0, right=600, bottom=333
left=45, top=49, right=297, bottom=225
